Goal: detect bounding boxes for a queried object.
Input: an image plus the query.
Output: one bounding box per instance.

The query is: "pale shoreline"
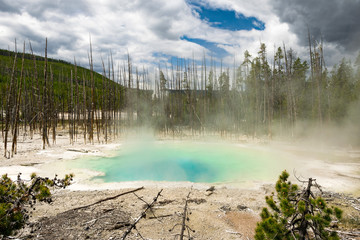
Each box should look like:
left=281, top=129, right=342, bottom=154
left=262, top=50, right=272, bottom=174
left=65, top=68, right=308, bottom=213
left=1, top=132, right=359, bottom=194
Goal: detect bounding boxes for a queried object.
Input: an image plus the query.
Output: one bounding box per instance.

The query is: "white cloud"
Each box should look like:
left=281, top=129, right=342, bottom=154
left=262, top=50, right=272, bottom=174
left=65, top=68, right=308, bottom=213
left=0, top=0, right=348, bottom=74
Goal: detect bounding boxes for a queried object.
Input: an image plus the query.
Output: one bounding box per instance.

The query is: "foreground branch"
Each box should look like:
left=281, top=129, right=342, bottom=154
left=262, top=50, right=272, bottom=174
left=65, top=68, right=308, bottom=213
left=170, top=189, right=195, bottom=240
left=69, top=187, right=144, bottom=212
left=121, top=189, right=163, bottom=240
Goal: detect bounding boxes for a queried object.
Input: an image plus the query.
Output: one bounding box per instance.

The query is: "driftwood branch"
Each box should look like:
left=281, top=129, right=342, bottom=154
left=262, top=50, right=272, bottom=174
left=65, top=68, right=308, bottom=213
left=226, top=230, right=242, bottom=236
left=133, top=192, right=159, bottom=220
left=170, top=189, right=195, bottom=240
left=69, top=187, right=144, bottom=212
left=149, top=214, right=172, bottom=219
left=330, top=229, right=360, bottom=238
left=121, top=189, right=163, bottom=240
left=180, top=191, right=191, bottom=240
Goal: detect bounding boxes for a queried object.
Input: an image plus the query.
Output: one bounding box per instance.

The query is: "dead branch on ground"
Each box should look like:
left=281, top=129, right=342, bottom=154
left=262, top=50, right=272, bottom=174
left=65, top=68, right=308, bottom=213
left=121, top=189, right=163, bottom=240
left=170, top=189, right=195, bottom=240
left=69, top=187, right=144, bottom=212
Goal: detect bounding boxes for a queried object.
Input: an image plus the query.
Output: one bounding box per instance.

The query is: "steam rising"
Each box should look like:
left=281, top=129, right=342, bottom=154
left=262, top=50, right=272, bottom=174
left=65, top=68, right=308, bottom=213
left=290, top=99, right=360, bottom=148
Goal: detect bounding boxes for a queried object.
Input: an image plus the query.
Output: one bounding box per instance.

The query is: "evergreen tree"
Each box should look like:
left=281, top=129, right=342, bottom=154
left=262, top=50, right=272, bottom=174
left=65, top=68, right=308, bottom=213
left=291, top=57, right=309, bottom=120
left=354, top=52, right=360, bottom=94
left=255, top=171, right=342, bottom=240
left=0, top=173, right=73, bottom=236
left=159, top=70, right=167, bottom=92
left=329, top=59, right=354, bottom=122
left=218, top=71, right=229, bottom=94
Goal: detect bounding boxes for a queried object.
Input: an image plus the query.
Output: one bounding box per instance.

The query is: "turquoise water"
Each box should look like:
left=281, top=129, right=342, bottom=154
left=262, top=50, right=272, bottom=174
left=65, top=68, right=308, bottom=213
left=70, top=141, right=290, bottom=183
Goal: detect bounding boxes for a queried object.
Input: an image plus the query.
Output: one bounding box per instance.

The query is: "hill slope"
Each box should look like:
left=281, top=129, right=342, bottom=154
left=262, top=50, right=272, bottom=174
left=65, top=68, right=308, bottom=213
left=0, top=48, right=125, bottom=112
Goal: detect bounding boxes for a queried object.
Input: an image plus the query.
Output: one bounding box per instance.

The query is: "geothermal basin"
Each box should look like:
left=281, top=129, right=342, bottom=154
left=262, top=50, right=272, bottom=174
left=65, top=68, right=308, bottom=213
left=4, top=139, right=359, bottom=192
left=68, top=141, right=294, bottom=184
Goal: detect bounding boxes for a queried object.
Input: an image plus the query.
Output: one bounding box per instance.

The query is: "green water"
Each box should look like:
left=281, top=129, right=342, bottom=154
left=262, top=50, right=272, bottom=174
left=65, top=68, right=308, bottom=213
left=70, top=141, right=291, bottom=183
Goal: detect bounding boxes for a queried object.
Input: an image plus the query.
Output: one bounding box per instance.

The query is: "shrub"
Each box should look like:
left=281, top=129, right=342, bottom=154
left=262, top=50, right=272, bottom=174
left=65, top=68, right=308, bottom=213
left=255, top=171, right=342, bottom=240
left=0, top=173, right=73, bottom=237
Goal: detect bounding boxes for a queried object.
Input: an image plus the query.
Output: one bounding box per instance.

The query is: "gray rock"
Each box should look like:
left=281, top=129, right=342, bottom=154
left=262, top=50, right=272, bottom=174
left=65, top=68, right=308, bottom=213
left=237, top=205, right=248, bottom=211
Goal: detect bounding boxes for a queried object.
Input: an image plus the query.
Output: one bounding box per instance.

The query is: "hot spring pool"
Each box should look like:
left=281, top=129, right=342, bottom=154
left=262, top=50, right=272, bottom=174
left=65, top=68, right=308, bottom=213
left=69, top=141, right=294, bottom=183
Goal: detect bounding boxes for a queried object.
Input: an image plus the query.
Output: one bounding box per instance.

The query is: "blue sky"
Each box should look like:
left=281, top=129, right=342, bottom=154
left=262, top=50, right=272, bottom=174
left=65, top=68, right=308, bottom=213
left=180, top=36, right=229, bottom=59
left=188, top=1, right=265, bottom=31
left=179, top=2, right=266, bottom=60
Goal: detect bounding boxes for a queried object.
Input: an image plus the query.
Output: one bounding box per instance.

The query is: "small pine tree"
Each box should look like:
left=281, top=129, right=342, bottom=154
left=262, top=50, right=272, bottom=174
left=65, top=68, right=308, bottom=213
left=0, top=173, right=73, bottom=237
left=255, top=171, right=342, bottom=240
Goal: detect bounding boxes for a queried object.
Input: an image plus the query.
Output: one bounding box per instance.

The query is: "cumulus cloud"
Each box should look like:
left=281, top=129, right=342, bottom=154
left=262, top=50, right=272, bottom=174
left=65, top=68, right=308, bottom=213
left=0, top=0, right=354, bottom=72
left=272, top=0, right=360, bottom=52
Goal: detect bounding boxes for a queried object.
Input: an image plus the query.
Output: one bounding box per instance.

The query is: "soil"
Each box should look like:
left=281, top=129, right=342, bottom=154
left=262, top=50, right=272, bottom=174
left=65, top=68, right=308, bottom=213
left=13, top=186, right=360, bottom=240
left=19, top=186, right=266, bottom=240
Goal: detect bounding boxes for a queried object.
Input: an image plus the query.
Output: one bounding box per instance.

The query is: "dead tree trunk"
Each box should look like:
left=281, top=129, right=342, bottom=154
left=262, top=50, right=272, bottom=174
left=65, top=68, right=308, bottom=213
left=11, top=42, right=26, bottom=157
left=42, top=38, right=50, bottom=149
left=49, top=65, right=56, bottom=145
left=29, top=41, right=39, bottom=140
left=82, top=73, right=87, bottom=144
left=69, top=70, right=74, bottom=144
left=298, top=178, right=313, bottom=240
left=74, top=58, right=78, bottom=142
left=4, top=42, right=18, bottom=158
left=88, top=36, right=94, bottom=144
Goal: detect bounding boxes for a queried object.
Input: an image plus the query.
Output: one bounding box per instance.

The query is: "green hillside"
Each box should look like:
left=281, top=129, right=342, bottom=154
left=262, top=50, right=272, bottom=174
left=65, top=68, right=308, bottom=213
left=0, top=48, right=130, bottom=155
left=0, top=48, right=125, bottom=112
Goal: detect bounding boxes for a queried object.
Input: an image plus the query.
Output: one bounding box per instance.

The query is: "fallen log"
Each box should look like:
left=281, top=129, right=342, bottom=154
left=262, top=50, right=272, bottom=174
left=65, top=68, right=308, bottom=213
left=69, top=187, right=144, bottom=212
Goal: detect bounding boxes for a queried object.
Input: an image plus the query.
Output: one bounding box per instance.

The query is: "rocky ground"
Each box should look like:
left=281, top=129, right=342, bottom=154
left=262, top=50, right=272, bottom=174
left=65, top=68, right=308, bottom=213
left=19, top=185, right=266, bottom=240
left=9, top=184, right=360, bottom=240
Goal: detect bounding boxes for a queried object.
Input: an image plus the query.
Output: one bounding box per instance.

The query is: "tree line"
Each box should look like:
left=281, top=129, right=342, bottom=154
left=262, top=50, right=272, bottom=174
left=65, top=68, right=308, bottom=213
left=1, top=37, right=360, bottom=158
left=154, top=41, right=360, bottom=140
